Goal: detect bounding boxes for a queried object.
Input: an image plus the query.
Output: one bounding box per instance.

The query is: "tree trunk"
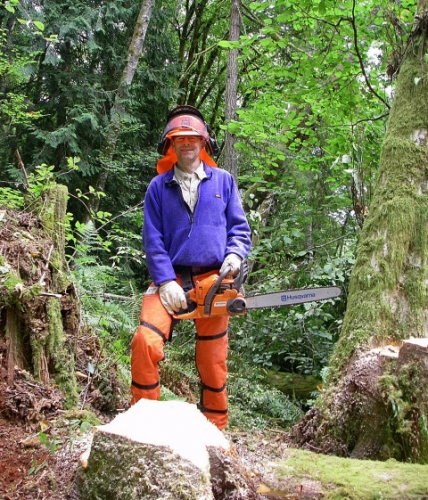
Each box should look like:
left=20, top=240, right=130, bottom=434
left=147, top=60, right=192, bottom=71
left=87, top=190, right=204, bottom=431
left=223, top=0, right=240, bottom=180
left=84, top=0, right=156, bottom=223
left=291, top=0, right=428, bottom=463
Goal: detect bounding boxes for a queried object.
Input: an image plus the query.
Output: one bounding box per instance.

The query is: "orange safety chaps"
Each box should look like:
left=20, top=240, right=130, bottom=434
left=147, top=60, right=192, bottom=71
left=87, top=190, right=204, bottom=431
left=130, top=271, right=230, bottom=430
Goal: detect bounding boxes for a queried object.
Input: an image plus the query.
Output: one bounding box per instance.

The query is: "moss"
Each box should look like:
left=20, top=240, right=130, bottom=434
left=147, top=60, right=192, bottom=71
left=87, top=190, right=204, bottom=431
left=29, top=326, right=48, bottom=382
left=59, top=409, right=101, bottom=427
left=3, top=272, right=23, bottom=292
left=39, top=185, right=68, bottom=259
left=378, top=363, right=428, bottom=464
left=275, top=449, right=428, bottom=499
left=265, top=371, right=321, bottom=399
left=46, top=297, right=78, bottom=407
left=46, top=297, right=63, bottom=354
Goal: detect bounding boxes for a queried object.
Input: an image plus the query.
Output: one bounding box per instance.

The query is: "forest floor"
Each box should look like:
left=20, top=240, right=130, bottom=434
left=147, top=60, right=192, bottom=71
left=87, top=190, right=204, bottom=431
left=3, top=336, right=428, bottom=500
left=0, top=206, right=306, bottom=500
left=0, top=331, right=311, bottom=500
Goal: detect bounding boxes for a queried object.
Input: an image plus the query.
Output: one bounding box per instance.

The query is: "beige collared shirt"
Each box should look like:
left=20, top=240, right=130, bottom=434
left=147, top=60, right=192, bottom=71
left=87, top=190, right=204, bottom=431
left=174, top=162, right=207, bottom=212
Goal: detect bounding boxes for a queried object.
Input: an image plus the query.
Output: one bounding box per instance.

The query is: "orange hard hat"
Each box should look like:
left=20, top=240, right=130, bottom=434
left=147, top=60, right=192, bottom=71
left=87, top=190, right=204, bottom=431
left=157, top=105, right=219, bottom=157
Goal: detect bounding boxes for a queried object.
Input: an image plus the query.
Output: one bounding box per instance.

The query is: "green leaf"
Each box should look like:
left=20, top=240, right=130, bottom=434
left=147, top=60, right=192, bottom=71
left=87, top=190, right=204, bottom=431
left=33, top=21, right=45, bottom=32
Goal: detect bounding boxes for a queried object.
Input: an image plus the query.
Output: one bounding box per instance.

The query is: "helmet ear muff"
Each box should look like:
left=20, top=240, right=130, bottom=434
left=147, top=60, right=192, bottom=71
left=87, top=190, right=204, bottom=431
left=206, top=125, right=219, bottom=157
left=157, top=132, right=170, bottom=156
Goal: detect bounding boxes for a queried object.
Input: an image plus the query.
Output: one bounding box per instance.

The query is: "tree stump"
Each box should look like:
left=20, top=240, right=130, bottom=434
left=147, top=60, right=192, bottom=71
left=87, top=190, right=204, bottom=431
left=291, top=338, right=428, bottom=463
left=0, top=185, right=79, bottom=406
left=78, top=400, right=250, bottom=500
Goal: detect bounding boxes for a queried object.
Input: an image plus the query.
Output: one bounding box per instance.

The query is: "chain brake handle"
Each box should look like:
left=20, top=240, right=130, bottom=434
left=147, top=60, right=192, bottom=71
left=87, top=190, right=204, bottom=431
left=233, top=259, right=248, bottom=290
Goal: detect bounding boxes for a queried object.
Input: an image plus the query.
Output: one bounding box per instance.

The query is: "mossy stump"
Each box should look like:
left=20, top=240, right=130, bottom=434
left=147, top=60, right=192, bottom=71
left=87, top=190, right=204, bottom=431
left=0, top=185, right=79, bottom=405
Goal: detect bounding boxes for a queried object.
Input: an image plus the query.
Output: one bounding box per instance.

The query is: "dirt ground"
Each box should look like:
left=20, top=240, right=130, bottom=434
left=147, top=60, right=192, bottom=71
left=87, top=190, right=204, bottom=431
left=0, top=332, right=101, bottom=500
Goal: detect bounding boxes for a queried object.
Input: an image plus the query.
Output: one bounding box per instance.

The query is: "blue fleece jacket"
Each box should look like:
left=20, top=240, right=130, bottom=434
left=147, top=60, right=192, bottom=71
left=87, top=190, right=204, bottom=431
left=143, top=163, right=252, bottom=285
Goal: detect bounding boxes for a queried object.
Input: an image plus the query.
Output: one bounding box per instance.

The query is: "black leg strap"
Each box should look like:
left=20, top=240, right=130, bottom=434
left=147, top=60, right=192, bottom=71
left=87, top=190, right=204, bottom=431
left=200, top=382, right=226, bottom=393
left=197, top=403, right=228, bottom=415
left=140, top=320, right=168, bottom=343
left=196, top=329, right=228, bottom=341
left=131, top=380, right=160, bottom=391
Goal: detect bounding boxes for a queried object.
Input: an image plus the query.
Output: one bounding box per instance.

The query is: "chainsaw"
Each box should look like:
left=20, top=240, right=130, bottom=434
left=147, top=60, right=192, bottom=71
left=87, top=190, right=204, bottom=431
left=174, top=262, right=342, bottom=320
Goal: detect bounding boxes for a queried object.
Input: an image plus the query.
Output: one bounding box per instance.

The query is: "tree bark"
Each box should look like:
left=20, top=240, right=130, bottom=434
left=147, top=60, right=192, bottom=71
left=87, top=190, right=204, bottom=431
left=291, top=0, right=428, bottom=463
left=223, top=0, right=241, bottom=180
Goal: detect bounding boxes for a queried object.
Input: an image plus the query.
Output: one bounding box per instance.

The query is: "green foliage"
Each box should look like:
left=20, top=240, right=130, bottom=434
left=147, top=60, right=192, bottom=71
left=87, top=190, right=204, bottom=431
left=70, top=220, right=143, bottom=403
left=0, top=187, right=24, bottom=209
left=164, top=321, right=303, bottom=430
left=38, top=432, right=63, bottom=455
left=27, top=163, right=59, bottom=197
left=0, top=27, right=43, bottom=132
left=227, top=373, right=304, bottom=430
left=231, top=254, right=352, bottom=380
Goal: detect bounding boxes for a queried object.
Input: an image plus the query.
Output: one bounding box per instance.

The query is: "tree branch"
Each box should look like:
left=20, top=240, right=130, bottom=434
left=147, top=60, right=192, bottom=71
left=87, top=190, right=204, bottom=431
left=350, top=0, right=391, bottom=109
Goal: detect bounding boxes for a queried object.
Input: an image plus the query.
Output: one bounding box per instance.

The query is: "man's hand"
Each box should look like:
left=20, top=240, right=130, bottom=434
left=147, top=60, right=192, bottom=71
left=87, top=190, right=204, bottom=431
left=220, top=254, right=242, bottom=276
left=159, top=280, right=188, bottom=314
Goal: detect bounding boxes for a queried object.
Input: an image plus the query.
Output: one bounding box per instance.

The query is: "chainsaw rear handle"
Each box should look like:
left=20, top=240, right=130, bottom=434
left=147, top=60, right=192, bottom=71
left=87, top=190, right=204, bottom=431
left=203, top=265, right=232, bottom=315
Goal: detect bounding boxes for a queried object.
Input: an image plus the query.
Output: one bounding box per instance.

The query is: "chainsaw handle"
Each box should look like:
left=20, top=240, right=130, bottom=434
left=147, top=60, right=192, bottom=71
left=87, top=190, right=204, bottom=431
left=175, top=266, right=233, bottom=319
left=174, top=291, right=196, bottom=318
left=203, top=266, right=232, bottom=315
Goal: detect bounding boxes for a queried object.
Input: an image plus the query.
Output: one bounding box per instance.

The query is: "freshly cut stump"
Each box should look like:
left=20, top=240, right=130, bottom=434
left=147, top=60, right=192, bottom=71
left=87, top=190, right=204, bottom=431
left=78, top=399, right=231, bottom=499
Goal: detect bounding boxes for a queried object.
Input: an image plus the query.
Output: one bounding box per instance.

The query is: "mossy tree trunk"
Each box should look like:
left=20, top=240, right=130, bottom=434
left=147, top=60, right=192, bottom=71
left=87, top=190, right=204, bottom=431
left=292, top=1, right=428, bottom=463
left=1, top=184, right=79, bottom=406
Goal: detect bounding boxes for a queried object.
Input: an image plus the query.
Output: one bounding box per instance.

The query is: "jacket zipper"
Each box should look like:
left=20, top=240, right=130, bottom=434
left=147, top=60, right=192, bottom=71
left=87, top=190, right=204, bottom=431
left=171, top=177, right=206, bottom=238
left=188, top=179, right=207, bottom=237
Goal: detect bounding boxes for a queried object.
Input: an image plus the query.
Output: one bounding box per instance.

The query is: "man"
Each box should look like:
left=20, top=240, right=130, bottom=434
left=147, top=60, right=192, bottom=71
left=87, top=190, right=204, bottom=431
left=130, top=105, right=251, bottom=430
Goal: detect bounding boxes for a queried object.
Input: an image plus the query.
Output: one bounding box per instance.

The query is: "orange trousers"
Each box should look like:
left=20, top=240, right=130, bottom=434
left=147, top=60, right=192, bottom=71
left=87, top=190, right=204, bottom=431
left=130, top=272, right=230, bottom=430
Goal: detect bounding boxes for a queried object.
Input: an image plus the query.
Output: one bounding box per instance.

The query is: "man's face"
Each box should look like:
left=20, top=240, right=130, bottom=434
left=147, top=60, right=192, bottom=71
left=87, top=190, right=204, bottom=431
left=172, top=135, right=205, bottom=164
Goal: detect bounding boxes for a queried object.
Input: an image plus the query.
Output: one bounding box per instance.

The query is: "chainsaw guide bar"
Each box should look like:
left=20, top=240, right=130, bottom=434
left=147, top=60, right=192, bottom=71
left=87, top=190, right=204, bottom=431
left=245, top=286, right=342, bottom=310
left=173, top=265, right=342, bottom=320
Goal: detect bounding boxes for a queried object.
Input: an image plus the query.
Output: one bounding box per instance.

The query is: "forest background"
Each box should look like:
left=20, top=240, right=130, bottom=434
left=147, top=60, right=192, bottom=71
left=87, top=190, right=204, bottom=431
left=0, top=0, right=416, bottom=434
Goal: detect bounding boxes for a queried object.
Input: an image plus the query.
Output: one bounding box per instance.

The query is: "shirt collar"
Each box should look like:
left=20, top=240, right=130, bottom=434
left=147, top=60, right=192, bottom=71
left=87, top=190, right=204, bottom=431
left=173, top=162, right=207, bottom=182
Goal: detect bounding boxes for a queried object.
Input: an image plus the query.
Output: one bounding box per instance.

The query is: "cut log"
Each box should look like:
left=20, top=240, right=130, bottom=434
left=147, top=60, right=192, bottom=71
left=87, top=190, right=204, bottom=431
left=290, top=338, right=428, bottom=463
left=78, top=399, right=235, bottom=500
